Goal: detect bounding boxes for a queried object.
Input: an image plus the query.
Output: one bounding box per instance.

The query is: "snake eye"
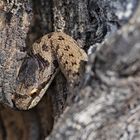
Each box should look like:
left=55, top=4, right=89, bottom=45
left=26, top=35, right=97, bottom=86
left=29, top=88, right=38, bottom=97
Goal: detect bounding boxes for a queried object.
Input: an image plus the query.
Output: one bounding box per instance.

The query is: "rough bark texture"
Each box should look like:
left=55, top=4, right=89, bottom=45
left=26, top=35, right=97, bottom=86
left=0, top=0, right=139, bottom=140
left=46, top=2, right=140, bottom=139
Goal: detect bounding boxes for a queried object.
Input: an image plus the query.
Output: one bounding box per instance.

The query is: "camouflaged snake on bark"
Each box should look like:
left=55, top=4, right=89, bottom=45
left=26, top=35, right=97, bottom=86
left=10, top=32, right=88, bottom=110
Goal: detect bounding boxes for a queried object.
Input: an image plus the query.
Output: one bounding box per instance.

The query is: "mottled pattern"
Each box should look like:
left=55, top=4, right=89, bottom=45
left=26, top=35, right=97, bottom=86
left=0, top=10, right=6, bottom=30
left=46, top=32, right=88, bottom=87
left=2, top=31, right=87, bottom=110
left=26, top=32, right=87, bottom=108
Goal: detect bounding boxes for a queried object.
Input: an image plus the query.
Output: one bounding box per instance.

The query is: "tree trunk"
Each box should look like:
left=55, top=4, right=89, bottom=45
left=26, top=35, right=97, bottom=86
left=0, top=0, right=139, bottom=140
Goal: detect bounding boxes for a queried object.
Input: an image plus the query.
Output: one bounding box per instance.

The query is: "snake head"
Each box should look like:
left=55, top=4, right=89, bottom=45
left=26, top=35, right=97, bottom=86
left=12, top=53, right=58, bottom=110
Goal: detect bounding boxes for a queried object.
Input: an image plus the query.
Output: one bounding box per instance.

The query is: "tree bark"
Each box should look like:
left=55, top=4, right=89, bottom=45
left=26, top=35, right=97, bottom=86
left=47, top=2, right=140, bottom=139
left=0, top=0, right=139, bottom=140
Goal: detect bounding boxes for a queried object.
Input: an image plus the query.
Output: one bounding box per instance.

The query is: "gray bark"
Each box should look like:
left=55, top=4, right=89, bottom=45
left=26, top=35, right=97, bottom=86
left=0, top=0, right=139, bottom=140
left=47, top=2, right=140, bottom=139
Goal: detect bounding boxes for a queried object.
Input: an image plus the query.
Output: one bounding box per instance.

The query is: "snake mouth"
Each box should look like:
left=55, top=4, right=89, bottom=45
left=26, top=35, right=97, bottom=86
left=28, top=68, right=59, bottom=109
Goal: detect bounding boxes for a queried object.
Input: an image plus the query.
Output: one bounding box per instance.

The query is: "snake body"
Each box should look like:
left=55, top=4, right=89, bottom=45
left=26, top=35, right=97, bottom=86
left=12, top=32, right=88, bottom=110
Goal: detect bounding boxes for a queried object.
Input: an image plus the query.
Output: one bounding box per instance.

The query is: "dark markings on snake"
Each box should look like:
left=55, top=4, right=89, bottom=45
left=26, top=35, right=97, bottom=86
left=48, top=33, right=53, bottom=38
left=42, top=44, right=49, bottom=51
left=58, top=36, right=65, bottom=40
left=35, top=54, right=50, bottom=68
left=69, top=54, right=74, bottom=57
left=71, top=62, right=77, bottom=66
